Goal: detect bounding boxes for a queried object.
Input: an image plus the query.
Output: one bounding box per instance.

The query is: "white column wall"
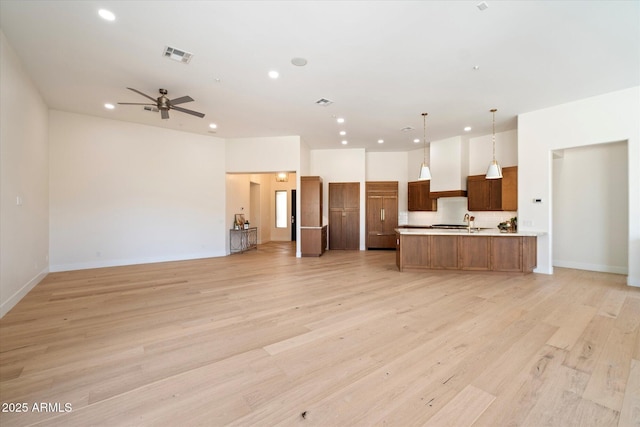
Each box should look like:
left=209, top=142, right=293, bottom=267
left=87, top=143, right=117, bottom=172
left=0, top=31, right=50, bottom=317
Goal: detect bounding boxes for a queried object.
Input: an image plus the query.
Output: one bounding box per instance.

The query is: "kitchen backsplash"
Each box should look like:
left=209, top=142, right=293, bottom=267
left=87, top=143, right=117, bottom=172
left=400, top=197, right=516, bottom=229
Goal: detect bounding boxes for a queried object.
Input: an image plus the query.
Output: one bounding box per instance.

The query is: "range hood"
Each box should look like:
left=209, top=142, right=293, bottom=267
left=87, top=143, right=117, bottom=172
left=428, top=136, right=468, bottom=198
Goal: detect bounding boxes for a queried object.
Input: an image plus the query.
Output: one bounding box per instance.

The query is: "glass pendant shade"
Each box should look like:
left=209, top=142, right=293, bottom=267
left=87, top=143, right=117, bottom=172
left=418, top=163, right=432, bottom=180
left=418, top=112, right=431, bottom=181
left=485, top=108, right=502, bottom=179
left=485, top=160, right=502, bottom=179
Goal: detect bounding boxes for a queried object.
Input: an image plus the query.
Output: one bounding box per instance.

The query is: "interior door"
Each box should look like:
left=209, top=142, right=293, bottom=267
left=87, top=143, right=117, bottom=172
left=291, top=189, right=296, bottom=241
left=329, top=182, right=360, bottom=250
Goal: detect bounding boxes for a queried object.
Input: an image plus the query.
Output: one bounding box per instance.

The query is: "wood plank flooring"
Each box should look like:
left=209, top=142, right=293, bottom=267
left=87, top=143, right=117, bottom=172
left=0, top=242, right=638, bottom=426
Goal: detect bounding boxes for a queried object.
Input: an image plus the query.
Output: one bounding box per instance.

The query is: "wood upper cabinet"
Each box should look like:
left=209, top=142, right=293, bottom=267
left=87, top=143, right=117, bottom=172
left=408, top=181, right=437, bottom=211
left=300, top=176, right=323, bottom=227
left=366, top=182, right=398, bottom=249
left=467, top=166, right=517, bottom=211
left=329, top=182, right=360, bottom=250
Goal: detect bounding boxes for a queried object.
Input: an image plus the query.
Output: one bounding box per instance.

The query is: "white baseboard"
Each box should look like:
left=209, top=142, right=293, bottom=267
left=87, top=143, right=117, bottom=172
left=553, top=260, right=628, bottom=275
left=0, top=267, right=49, bottom=318
left=628, top=275, right=640, bottom=287
left=50, top=251, right=227, bottom=273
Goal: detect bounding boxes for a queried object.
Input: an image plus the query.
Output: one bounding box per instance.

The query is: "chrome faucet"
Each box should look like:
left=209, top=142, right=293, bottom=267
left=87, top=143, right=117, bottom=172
left=463, top=213, right=475, bottom=233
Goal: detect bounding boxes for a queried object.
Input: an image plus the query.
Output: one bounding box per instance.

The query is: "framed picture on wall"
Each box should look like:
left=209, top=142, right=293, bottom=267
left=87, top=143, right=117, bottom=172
left=234, top=214, right=245, bottom=228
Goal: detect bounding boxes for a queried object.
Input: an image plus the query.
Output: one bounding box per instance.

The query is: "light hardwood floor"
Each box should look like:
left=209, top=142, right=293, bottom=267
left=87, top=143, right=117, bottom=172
left=1, top=242, right=638, bottom=426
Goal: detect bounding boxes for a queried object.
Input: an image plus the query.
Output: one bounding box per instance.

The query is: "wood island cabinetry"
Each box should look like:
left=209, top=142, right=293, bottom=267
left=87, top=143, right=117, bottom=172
left=396, top=231, right=537, bottom=273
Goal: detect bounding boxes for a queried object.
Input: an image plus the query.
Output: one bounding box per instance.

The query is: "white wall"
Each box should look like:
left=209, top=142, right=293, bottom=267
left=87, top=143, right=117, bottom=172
left=519, top=86, right=640, bottom=286
left=468, top=129, right=518, bottom=175
left=430, top=136, right=468, bottom=192
left=0, top=31, right=50, bottom=317
left=49, top=111, right=227, bottom=271
left=366, top=151, right=409, bottom=222
left=553, top=142, right=628, bottom=274
left=310, top=149, right=366, bottom=249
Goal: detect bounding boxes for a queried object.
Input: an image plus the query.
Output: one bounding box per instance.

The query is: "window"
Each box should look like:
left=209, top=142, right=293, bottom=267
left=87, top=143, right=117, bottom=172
left=275, top=190, right=287, bottom=228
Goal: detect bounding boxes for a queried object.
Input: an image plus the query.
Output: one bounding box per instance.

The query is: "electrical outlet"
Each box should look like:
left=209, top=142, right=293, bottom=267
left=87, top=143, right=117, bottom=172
left=522, top=220, right=533, bottom=227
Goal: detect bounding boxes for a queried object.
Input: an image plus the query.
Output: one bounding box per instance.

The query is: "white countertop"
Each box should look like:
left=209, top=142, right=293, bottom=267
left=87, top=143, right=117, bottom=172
left=395, top=228, right=545, bottom=237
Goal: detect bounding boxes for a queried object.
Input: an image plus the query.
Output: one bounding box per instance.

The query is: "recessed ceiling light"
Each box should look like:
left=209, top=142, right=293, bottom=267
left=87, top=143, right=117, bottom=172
left=473, top=65, right=480, bottom=70
left=464, top=126, right=472, bottom=131
left=98, top=9, right=116, bottom=21
left=209, top=123, right=217, bottom=129
left=268, top=70, right=279, bottom=79
left=413, top=139, right=420, bottom=143
left=337, top=118, right=345, bottom=124
left=339, top=131, right=346, bottom=136
left=378, top=139, right=384, bottom=144
left=341, top=140, right=348, bottom=145
left=104, top=103, right=115, bottom=110
left=291, top=57, right=308, bottom=66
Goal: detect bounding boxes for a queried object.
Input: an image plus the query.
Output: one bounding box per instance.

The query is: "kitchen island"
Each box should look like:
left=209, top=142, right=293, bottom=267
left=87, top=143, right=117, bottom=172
left=395, top=228, right=542, bottom=273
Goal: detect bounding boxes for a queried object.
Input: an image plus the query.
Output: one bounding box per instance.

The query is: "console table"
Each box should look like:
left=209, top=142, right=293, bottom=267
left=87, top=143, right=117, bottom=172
left=230, top=227, right=258, bottom=254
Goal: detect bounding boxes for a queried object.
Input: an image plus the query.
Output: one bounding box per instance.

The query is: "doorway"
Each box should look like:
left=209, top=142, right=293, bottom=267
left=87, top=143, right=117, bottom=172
left=552, top=141, right=628, bottom=274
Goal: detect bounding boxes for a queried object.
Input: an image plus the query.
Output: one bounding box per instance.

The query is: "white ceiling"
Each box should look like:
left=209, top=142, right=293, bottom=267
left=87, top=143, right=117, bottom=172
left=1, top=0, right=638, bottom=151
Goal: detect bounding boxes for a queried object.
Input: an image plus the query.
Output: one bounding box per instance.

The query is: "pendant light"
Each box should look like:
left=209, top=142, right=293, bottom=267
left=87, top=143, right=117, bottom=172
left=418, top=112, right=432, bottom=180
left=485, top=108, right=503, bottom=179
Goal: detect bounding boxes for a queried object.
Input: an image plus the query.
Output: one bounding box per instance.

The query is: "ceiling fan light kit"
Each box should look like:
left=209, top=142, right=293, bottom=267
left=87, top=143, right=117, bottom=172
left=118, top=87, right=205, bottom=120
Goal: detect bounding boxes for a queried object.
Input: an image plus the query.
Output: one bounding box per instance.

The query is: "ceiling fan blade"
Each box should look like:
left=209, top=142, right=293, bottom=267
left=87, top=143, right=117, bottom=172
left=161, top=109, right=170, bottom=120
left=126, top=87, right=157, bottom=103
left=169, top=95, right=194, bottom=105
left=118, top=102, right=155, bottom=105
left=171, top=105, right=205, bottom=118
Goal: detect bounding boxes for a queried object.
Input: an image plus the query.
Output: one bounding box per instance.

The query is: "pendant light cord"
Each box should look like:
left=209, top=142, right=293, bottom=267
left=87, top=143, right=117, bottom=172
left=491, top=108, right=497, bottom=161
left=422, top=112, right=428, bottom=163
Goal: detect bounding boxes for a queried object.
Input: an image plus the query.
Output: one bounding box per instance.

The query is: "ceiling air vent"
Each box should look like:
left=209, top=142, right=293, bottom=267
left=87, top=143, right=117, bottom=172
left=400, top=126, right=414, bottom=132
left=315, top=98, right=333, bottom=106
left=163, top=46, right=193, bottom=64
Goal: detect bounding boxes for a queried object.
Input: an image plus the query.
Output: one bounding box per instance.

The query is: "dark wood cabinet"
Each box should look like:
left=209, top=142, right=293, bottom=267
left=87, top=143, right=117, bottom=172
left=329, top=182, right=360, bottom=250
left=408, top=181, right=437, bottom=211
left=467, top=166, right=517, bottom=211
left=300, top=176, right=323, bottom=227
left=300, top=176, right=326, bottom=256
left=301, top=226, right=327, bottom=257
left=366, top=182, right=398, bottom=249
left=396, top=232, right=536, bottom=273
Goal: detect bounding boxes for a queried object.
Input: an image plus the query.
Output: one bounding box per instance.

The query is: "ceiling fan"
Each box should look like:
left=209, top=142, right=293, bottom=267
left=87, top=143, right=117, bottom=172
left=118, top=88, right=205, bottom=119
